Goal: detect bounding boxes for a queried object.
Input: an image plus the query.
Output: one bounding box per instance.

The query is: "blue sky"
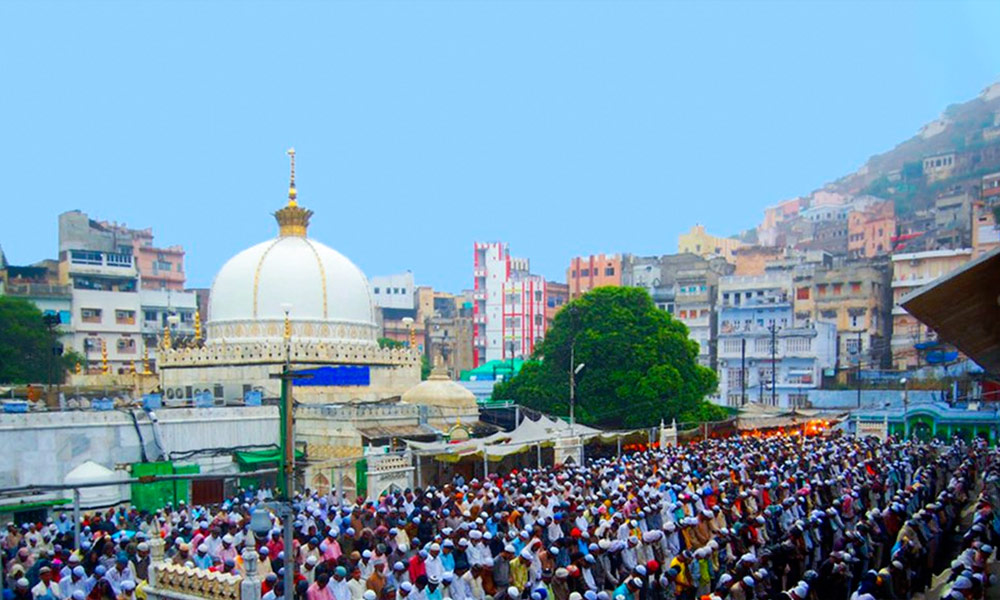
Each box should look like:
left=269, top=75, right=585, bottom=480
left=2, top=1, right=999, bottom=293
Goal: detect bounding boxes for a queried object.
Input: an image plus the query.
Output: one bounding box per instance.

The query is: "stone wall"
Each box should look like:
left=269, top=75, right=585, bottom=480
left=0, top=407, right=279, bottom=500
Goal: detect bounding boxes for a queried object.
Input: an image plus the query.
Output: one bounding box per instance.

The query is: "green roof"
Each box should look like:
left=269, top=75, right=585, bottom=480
left=460, top=358, right=526, bottom=381
left=234, top=448, right=304, bottom=467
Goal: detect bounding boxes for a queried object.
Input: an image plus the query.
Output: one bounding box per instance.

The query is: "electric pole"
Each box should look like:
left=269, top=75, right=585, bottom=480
left=740, top=337, right=746, bottom=406
left=856, top=330, right=863, bottom=408
left=770, top=323, right=777, bottom=407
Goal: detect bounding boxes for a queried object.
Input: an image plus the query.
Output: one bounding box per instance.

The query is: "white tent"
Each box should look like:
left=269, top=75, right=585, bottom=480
left=63, top=461, right=124, bottom=509
left=406, top=414, right=640, bottom=461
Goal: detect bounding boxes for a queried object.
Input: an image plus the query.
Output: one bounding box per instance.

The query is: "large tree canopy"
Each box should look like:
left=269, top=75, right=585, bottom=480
left=492, top=286, right=726, bottom=428
left=0, top=296, right=79, bottom=384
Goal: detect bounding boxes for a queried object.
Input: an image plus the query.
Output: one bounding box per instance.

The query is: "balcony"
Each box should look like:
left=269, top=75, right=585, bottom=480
left=3, top=282, right=71, bottom=299
left=67, top=250, right=136, bottom=277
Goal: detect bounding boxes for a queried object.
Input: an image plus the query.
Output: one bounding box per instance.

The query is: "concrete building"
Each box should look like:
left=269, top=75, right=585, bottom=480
left=973, top=176, right=1000, bottom=259
left=58, top=212, right=197, bottom=374
left=791, top=260, right=892, bottom=371
left=59, top=211, right=187, bottom=291
left=566, top=254, right=621, bottom=298
left=732, top=246, right=786, bottom=276
left=425, top=292, right=474, bottom=378
left=472, top=242, right=546, bottom=366
left=678, top=224, right=746, bottom=261
left=923, top=152, right=957, bottom=182
left=545, top=280, right=569, bottom=324
left=0, top=259, right=72, bottom=324
left=371, top=272, right=416, bottom=310
left=890, top=248, right=973, bottom=370
left=848, top=201, right=895, bottom=258
left=715, top=273, right=836, bottom=408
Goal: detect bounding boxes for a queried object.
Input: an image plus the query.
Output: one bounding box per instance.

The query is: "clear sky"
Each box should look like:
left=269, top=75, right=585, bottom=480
left=2, top=1, right=999, bottom=293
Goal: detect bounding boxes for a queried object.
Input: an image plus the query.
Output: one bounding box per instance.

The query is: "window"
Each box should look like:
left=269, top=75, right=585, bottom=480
left=722, top=339, right=742, bottom=354
left=846, top=337, right=861, bottom=355
left=144, top=310, right=158, bottom=322
left=833, top=283, right=843, bottom=295
left=115, top=310, right=135, bottom=325
left=374, top=287, right=380, bottom=294
left=581, top=269, right=590, bottom=276
left=154, top=261, right=172, bottom=271
left=81, top=308, right=102, bottom=323
left=679, top=310, right=687, bottom=319
left=754, top=338, right=773, bottom=353
left=850, top=282, right=861, bottom=294
left=796, top=287, right=810, bottom=300
left=788, top=393, right=809, bottom=408
left=817, top=284, right=827, bottom=296
left=214, top=384, right=224, bottom=399
left=605, top=267, right=615, bottom=276
left=727, top=368, right=744, bottom=386
left=116, top=338, right=136, bottom=353
left=571, top=270, right=577, bottom=278
left=786, top=337, right=811, bottom=352
left=534, top=291, right=542, bottom=302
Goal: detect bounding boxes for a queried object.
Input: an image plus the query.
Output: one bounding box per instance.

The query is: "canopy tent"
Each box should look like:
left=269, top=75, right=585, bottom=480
left=736, top=402, right=846, bottom=431
left=405, top=414, right=642, bottom=461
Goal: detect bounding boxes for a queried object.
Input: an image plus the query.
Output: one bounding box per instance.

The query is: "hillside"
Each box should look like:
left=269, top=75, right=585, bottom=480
left=828, top=81, right=1000, bottom=216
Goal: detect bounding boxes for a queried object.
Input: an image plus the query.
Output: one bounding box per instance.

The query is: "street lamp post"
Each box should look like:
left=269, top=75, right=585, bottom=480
left=900, top=377, right=909, bottom=439
left=569, top=354, right=585, bottom=434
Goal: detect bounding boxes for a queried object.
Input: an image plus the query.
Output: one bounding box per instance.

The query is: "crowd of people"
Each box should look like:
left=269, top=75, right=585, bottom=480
left=3, top=432, right=998, bottom=600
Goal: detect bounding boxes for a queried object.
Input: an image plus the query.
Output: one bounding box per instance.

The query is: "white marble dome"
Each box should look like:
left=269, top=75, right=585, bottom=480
left=206, top=196, right=378, bottom=345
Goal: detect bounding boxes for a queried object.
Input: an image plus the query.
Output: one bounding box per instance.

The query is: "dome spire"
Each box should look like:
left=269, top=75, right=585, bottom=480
left=287, top=147, right=297, bottom=206
left=274, top=147, right=313, bottom=237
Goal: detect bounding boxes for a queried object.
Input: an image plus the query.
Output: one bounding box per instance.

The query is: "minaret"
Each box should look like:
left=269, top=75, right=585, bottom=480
left=273, top=147, right=313, bottom=237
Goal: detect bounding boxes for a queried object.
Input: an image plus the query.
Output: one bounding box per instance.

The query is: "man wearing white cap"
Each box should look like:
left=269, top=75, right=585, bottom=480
left=426, top=544, right=445, bottom=582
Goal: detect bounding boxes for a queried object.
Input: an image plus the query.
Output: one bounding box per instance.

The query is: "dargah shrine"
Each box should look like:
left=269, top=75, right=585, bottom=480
left=154, top=151, right=482, bottom=490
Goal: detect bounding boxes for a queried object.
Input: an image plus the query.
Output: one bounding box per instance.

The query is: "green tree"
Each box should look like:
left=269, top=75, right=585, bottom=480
left=0, top=297, right=77, bottom=384
left=493, top=286, right=727, bottom=428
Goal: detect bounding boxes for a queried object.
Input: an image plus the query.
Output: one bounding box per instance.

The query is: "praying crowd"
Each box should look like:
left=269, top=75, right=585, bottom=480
left=3, top=433, right=999, bottom=600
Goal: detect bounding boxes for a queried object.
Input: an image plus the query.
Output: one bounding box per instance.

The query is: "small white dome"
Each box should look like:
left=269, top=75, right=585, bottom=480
left=64, top=461, right=123, bottom=509
left=402, top=366, right=478, bottom=410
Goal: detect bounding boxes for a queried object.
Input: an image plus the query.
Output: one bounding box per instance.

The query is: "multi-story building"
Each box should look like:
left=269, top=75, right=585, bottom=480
left=923, top=152, right=957, bottom=182
left=425, top=293, right=474, bottom=378
left=678, top=224, right=747, bottom=261
left=791, top=259, right=892, bottom=371
left=472, top=242, right=546, bottom=366
left=715, top=273, right=836, bottom=408
left=371, top=272, right=416, bottom=311
left=848, top=201, right=895, bottom=258
left=732, top=246, right=786, bottom=276
left=973, top=174, right=1000, bottom=258
left=566, top=254, right=621, bottom=298
left=0, top=259, right=72, bottom=324
left=759, top=197, right=806, bottom=247
left=58, top=211, right=196, bottom=373
left=544, top=281, right=569, bottom=324
left=59, top=211, right=187, bottom=291
left=890, top=248, right=973, bottom=370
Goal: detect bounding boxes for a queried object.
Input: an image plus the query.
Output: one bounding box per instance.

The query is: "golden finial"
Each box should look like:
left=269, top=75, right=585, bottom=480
left=287, top=147, right=297, bottom=207
left=101, top=339, right=109, bottom=374
left=194, top=309, right=202, bottom=341
left=130, top=360, right=137, bottom=374
left=162, top=323, right=172, bottom=351
left=274, top=148, right=313, bottom=237
left=75, top=362, right=82, bottom=375
left=142, top=344, right=150, bottom=374
left=284, top=310, right=292, bottom=341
